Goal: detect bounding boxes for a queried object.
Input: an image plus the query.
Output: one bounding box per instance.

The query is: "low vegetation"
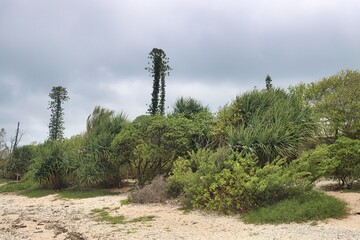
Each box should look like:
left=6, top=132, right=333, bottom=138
left=1, top=69, right=359, bottom=224
left=0, top=180, right=38, bottom=193
left=0, top=180, right=117, bottom=199
left=91, top=208, right=155, bottom=224
left=242, top=190, right=347, bottom=224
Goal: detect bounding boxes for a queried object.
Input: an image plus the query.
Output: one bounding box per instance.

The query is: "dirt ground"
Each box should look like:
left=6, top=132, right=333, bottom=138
left=0, top=184, right=359, bottom=240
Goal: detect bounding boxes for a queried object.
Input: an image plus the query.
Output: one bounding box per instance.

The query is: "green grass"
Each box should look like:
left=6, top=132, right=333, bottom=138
left=91, top=208, right=156, bottom=224
left=21, top=188, right=56, bottom=198
left=0, top=181, right=118, bottom=199
left=20, top=188, right=118, bottom=199
left=91, top=208, right=126, bottom=224
left=242, top=190, right=347, bottom=224
left=0, top=180, right=39, bottom=193
left=0, top=178, right=13, bottom=184
left=120, top=198, right=131, bottom=206
left=342, top=182, right=360, bottom=193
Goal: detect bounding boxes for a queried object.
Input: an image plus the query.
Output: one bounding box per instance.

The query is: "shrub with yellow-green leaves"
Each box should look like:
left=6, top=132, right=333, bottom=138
left=167, top=148, right=313, bottom=214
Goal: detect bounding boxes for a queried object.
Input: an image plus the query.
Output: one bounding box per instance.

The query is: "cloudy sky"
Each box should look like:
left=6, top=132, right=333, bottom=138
left=1, top=0, right=359, bottom=145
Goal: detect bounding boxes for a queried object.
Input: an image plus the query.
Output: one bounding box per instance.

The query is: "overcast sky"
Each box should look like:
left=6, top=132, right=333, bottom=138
left=1, top=0, right=360, bottom=145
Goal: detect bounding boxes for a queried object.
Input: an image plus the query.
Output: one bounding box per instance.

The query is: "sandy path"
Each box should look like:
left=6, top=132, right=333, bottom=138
left=1, top=191, right=360, bottom=240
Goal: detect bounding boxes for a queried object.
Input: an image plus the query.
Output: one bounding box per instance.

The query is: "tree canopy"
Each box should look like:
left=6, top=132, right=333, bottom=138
left=304, top=70, right=360, bottom=140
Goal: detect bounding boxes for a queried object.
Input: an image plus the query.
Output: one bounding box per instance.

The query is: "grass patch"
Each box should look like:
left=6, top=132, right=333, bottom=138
left=242, top=190, right=347, bottom=224
left=0, top=180, right=39, bottom=193
left=120, top=198, right=131, bottom=206
left=20, top=188, right=118, bottom=199
left=342, top=182, right=360, bottom=193
left=0, top=180, right=118, bottom=199
left=91, top=208, right=156, bottom=224
left=91, top=208, right=126, bottom=224
left=21, top=188, right=56, bottom=198
left=0, top=178, right=13, bottom=184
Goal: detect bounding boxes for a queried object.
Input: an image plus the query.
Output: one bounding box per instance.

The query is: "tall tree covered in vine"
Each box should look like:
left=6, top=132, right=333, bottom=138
left=48, top=86, right=69, bottom=141
left=146, top=48, right=172, bottom=115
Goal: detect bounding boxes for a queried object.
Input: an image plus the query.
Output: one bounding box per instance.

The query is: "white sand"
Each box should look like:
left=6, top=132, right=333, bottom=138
left=0, top=189, right=359, bottom=240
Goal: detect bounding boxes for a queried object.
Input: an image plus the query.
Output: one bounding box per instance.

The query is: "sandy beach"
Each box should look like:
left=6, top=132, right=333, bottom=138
left=1, top=187, right=359, bottom=240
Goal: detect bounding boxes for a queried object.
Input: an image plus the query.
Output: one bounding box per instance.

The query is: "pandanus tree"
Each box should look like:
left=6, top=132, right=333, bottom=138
left=222, top=88, right=317, bottom=166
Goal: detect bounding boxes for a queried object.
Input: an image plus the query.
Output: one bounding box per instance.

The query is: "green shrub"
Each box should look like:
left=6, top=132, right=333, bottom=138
left=214, top=88, right=318, bottom=166
left=328, top=137, right=360, bottom=188
left=76, top=110, right=128, bottom=187
left=4, top=145, right=35, bottom=179
left=290, top=144, right=335, bottom=183
left=112, top=115, right=196, bottom=186
left=31, top=141, right=69, bottom=189
left=168, top=148, right=313, bottom=214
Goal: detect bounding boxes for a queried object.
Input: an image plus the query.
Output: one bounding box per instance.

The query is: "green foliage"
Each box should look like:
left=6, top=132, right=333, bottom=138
left=304, top=69, right=360, bottom=140
left=217, top=88, right=317, bottom=165
left=293, top=137, right=360, bottom=188
left=86, top=106, right=115, bottom=132
left=32, top=141, right=69, bottom=189
left=4, top=145, right=35, bottom=179
left=171, top=97, right=210, bottom=119
left=291, top=144, right=334, bottom=183
left=168, top=148, right=313, bottom=214
left=146, top=48, right=172, bottom=116
left=120, top=198, right=131, bottom=206
left=48, top=86, right=69, bottom=141
left=75, top=108, right=128, bottom=187
left=327, top=137, right=360, bottom=187
left=112, top=115, right=195, bottom=186
left=242, top=190, right=347, bottom=224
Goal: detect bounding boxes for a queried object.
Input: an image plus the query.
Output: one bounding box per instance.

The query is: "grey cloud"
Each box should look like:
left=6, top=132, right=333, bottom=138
left=1, top=0, right=360, bottom=144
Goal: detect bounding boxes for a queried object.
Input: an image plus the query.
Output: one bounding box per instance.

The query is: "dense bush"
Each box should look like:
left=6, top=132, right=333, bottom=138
left=303, top=70, right=360, bottom=140
left=292, top=137, right=360, bottom=188
left=214, top=88, right=317, bottom=166
left=290, top=144, right=334, bottom=183
left=31, top=141, right=69, bottom=189
left=168, top=148, right=312, bottom=214
left=4, top=145, right=35, bottom=179
left=112, top=115, right=199, bottom=186
left=75, top=108, right=128, bottom=187
left=327, top=137, right=360, bottom=187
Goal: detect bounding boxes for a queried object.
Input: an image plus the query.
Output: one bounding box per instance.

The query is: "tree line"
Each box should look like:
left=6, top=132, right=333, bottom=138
left=0, top=48, right=359, bottom=214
